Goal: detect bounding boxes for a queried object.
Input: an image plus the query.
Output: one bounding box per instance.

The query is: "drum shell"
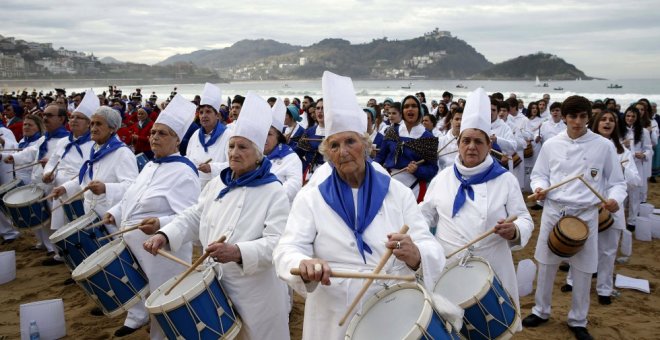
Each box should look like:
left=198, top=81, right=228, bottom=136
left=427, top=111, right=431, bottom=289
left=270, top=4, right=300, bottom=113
left=3, top=184, right=50, bottom=230
left=71, top=238, right=148, bottom=317
left=598, top=207, right=614, bottom=233
left=491, top=151, right=522, bottom=169
left=49, top=212, right=109, bottom=271
left=145, top=265, right=242, bottom=340
left=523, top=142, right=533, bottom=159
left=0, top=179, right=23, bottom=217
left=62, top=198, right=86, bottom=223
left=548, top=216, right=589, bottom=257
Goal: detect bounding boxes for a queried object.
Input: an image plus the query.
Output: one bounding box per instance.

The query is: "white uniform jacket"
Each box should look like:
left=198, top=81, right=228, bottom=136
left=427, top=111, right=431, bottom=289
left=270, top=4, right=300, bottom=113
left=273, top=172, right=446, bottom=340
left=531, top=130, right=626, bottom=273
left=12, top=135, right=65, bottom=192
left=269, top=150, right=303, bottom=203
left=186, top=126, right=231, bottom=189
left=159, top=169, right=291, bottom=340
left=437, top=131, right=459, bottom=170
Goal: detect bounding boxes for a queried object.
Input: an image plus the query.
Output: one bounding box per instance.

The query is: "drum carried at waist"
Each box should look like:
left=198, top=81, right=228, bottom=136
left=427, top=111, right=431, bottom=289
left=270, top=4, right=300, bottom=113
left=548, top=216, right=589, bottom=257
left=3, top=184, right=50, bottom=230
left=62, top=197, right=86, bottom=223
left=145, top=264, right=242, bottom=340
left=433, top=256, right=518, bottom=340
left=598, top=207, right=614, bottom=232
left=490, top=151, right=521, bottom=169
left=0, top=178, right=23, bottom=217
left=71, top=238, right=148, bottom=317
left=345, top=282, right=461, bottom=340
left=49, top=212, right=109, bottom=271
left=523, top=141, right=533, bottom=159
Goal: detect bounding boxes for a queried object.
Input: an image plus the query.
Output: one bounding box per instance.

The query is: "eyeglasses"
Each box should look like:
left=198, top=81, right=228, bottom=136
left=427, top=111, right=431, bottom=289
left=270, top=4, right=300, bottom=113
left=43, top=113, right=59, bottom=118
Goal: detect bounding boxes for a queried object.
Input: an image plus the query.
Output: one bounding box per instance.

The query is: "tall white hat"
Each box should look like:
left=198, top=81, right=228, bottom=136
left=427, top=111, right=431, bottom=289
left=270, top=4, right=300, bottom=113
left=271, top=98, right=286, bottom=132
left=155, top=94, right=196, bottom=141
left=234, top=91, right=271, bottom=154
left=460, top=87, right=491, bottom=135
left=200, top=82, right=222, bottom=112
left=322, top=71, right=367, bottom=137
left=73, top=89, right=99, bottom=118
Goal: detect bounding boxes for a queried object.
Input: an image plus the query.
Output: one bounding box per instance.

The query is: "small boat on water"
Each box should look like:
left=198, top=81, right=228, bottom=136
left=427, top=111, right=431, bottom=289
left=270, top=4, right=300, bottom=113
left=554, top=87, right=563, bottom=91
left=401, top=82, right=413, bottom=89
left=456, top=84, right=467, bottom=89
left=607, top=84, right=623, bottom=89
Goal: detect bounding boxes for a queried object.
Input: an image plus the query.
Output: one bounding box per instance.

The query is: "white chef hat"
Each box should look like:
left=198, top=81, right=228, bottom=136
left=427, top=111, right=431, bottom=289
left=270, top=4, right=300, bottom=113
left=271, top=98, right=286, bottom=132
left=233, top=91, right=271, bottom=154
left=322, top=71, right=367, bottom=137
left=460, top=87, right=491, bottom=135
left=73, top=89, right=99, bottom=119
left=155, top=94, right=196, bottom=141
left=200, top=82, right=222, bottom=112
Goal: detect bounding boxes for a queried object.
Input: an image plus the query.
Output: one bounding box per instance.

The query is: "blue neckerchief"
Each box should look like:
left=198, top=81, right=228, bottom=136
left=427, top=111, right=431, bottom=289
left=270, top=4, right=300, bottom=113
left=319, top=161, right=390, bottom=264
left=217, top=157, right=280, bottom=199
left=38, top=126, right=70, bottom=159
left=267, top=143, right=295, bottom=160
left=18, top=132, right=42, bottom=149
left=198, top=122, right=226, bottom=152
left=78, top=135, right=125, bottom=183
left=62, top=131, right=91, bottom=159
left=452, top=161, right=507, bottom=217
left=152, top=155, right=199, bottom=176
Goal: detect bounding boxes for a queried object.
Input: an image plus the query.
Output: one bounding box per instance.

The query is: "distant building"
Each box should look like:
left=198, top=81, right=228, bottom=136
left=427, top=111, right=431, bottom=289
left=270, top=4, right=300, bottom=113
left=299, top=57, right=307, bottom=66
left=424, top=28, right=451, bottom=40
left=35, top=57, right=77, bottom=74
left=0, top=53, right=26, bottom=77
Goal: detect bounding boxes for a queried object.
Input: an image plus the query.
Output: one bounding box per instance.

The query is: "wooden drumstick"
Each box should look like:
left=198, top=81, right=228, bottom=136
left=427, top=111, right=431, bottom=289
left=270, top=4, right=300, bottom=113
left=620, top=159, right=629, bottom=165
left=438, top=149, right=458, bottom=158
left=1, top=148, right=24, bottom=152
left=39, top=192, right=58, bottom=202
left=390, top=161, right=424, bottom=177
left=45, top=160, right=61, bottom=178
left=289, top=268, right=415, bottom=281
left=98, top=225, right=141, bottom=241
left=7, top=160, right=41, bottom=172
left=83, top=219, right=109, bottom=231
left=577, top=176, right=608, bottom=204
left=527, top=174, right=583, bottom=201
left=165, top=234, right=227, bottom=295
left=156, top=249, right=199, bottom=270
left=51, top=187, right=89, bottom=211
left=338, top=225, right=409, bottom=326
left=490, top=149, right=504, bottom=157
left=202, top=158, right=212, bottom=165
left=301, top=137, right=324, bottom=142
left=446, top=215, right=518, bottom=258
left=437, top=136, right=456, bottom=155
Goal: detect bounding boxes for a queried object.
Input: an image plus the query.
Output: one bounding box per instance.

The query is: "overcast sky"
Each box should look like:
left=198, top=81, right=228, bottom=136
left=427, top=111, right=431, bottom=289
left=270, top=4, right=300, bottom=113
left=3, top=0, right=659, bottom=79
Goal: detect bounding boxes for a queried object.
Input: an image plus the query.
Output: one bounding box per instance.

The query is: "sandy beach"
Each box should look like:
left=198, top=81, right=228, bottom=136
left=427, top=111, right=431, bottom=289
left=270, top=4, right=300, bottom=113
left=1, top=185, right=658, bottom=339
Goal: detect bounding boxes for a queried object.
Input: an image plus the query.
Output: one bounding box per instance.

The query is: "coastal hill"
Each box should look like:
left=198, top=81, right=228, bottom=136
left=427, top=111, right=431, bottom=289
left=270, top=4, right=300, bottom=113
left=472, top=52, right=594, bottom=80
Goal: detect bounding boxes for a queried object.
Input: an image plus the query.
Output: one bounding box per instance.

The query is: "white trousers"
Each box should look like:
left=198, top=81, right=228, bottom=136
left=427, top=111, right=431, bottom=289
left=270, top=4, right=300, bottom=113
left=627, top=186, right=642, bottom=225
left=532, top=262, right=591, bottom=327
left=0, top=213, right=19, bottom=240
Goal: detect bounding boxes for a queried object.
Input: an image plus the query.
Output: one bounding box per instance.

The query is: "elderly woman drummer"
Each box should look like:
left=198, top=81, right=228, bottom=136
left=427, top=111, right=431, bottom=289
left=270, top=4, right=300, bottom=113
left=51, top=106, right=138, bottom=234
left=103, top=95, right=201, bottom=338
left=273, top=72, right=446, bottom=340
left=143, top=92, right=291, bottom=340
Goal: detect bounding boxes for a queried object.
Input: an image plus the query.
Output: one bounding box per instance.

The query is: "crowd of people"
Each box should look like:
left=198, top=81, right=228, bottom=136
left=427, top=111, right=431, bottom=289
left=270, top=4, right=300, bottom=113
left=0, top=77, right=657, bottom=340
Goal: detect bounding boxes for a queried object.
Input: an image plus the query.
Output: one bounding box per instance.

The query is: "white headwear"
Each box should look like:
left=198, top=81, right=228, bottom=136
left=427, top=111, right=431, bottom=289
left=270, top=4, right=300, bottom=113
left=271, top=98, right=286, bottom=132
left=155, top=94, right=196, bottom=141
left=200, top=82, right=222, bottom=112
left=460, top=87, right=491, bottom=135
left=73, top=89, right=99, bottom=119
left=322, top=71, right=367, bottom=137
left=233, top=91, right=271, bottom=154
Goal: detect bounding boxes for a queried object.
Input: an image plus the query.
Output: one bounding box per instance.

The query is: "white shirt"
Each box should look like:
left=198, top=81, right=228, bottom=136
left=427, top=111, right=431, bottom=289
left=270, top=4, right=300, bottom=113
left=269, top=150, right=303, bottom=203
left=186, top=125, right=231, bottom=189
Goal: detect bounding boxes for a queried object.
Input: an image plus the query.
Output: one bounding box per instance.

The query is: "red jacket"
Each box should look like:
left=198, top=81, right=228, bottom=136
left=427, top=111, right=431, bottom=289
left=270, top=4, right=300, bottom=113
left=7, top=118, right=23, bottom=141
left=128, top=120, right=154, bottom=154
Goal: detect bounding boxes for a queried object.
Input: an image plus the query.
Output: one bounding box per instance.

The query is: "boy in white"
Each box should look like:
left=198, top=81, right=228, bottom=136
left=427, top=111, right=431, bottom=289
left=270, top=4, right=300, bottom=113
left=523, top=96, right=626, bottom=340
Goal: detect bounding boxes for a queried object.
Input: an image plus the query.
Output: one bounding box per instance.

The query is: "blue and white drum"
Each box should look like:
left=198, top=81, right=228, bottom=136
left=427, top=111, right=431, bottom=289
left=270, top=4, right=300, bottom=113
left=3, top=185, right=50, bottom=230
left=345, top=282, right=461, bottom=340
left=49, top=212, right=109, bottom=271
left=0, top=178, right=23, bottom=217
left=145, top=264, right=242, bottom=340
left=136, top=153, right=149, bottom=173
left=62, top=197, right=86, bottom=223
left=71, top=238, right=148, bottom=317
left=433, top=256, right=518, bottom=340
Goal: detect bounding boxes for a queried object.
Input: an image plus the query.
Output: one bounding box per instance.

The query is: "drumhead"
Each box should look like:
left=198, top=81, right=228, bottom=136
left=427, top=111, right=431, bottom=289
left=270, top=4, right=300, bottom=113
left=71, top=238, right=126, bottom=280
left=558, top=216, right=588, bottom=239
left=434, top=258, right=492, bottom=306
left=3, top=185, right=43, bottom=205
left=49, top=212, right=99, bottom=243
left=348, top=283, right=427, bottom=340
left=145, top=265, right=219, bottom=313
left=0, top=178, right=22, bottom=195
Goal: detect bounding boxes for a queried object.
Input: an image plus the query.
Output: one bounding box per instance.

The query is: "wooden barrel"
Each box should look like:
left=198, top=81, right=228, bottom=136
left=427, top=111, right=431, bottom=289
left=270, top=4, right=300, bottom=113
left=524, top=141, right=533, bottom=158
left=491, top=151, right=522, bottom=169
left=548, top=216, right=589, bottom=257
left=598, top=207, right=614, bottom=232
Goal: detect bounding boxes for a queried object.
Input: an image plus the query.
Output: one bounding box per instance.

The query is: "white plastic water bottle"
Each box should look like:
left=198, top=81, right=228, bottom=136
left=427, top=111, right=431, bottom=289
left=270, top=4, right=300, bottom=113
left=29, top=320, right=40, bottom=340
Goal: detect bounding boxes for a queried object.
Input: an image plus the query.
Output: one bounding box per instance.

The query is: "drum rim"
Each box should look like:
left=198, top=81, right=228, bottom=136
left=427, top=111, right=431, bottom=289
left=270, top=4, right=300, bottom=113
left=345, top=282, right=441, bottom=340
left=434, top=256, right=495, bottom=309
left=99, top=286, right=150, bottom=318
left=49, top=211, right=101, bottom=243
left=144, top=264, right=223, bottom=313
left=3, top=184, right=45, bottom=207
left=71, top=238, right=127, bottom=280
left=0, top=178, right=22, bottom=194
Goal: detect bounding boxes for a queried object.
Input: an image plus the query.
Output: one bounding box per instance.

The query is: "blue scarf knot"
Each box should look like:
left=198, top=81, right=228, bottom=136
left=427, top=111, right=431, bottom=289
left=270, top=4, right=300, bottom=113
left=452, top=161, right=507, bottom=217
left=78, top=134, right=126, bottom=183
left=198, top=122, right=226, bottom=152
left=217, top=158, right=280, bottom=199
left=152, top=155, right=199, bottom=176
left=319, top=161, right=390, bottom=264
left=62, top=131, right=91, bottom=159
left=18, top=132, right=42, bottom=149
left=267, top=143, right=295, bottom=160
left=38, top=126, right=70, bottom=159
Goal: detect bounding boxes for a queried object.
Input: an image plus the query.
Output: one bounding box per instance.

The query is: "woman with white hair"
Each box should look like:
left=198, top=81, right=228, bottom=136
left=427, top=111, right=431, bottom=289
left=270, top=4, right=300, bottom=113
left=143, top=92, right=291, bottom=340
left=52, top=106, right=138, bottom=234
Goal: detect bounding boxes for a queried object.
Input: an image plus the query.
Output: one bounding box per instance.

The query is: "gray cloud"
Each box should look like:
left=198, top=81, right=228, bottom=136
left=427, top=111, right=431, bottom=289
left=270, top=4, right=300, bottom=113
left=1, top=0, right=658, bottom=78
